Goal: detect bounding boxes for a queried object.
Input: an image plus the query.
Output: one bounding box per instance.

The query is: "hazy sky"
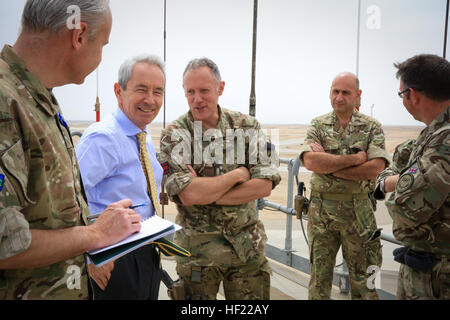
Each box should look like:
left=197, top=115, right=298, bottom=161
left=0, top=0, right=448, bottom=126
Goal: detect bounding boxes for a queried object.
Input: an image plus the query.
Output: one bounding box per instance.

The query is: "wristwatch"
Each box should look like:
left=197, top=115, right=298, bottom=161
left=380, top=178, right=386, bottom=194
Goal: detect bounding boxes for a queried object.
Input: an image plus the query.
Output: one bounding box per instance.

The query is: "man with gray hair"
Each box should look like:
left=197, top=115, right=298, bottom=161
left=159, top=57, right=281, bottom=300
left=0, top=0, right=142, bottom=300
left=76, top=54, right=166, bottom=299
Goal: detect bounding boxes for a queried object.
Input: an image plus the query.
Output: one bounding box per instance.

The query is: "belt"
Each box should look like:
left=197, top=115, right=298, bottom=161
left=310, top=191, right=369, bottom=202
left=394, top=247, right=449, bottom=272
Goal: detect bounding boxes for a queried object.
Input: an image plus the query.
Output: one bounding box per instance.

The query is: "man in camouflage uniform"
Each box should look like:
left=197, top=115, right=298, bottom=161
left=298, top=72, right=389, bottom=299
left=374, top=54, right=450, bottom=300
left=159, top=58, right=281, bottom=300
left=0, top=0, right=142, bottom=299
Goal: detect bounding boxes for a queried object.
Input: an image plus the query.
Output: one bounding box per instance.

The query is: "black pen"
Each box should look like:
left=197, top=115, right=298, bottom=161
left=86, top=203, right=147, bottom=221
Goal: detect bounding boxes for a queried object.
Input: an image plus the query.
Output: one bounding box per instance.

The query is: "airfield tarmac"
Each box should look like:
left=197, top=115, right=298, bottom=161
left=70, top=121, right=424, bottom=300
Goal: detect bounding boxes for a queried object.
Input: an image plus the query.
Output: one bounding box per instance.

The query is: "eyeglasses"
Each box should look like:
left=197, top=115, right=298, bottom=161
left=398, top=87, right=422, bottom=98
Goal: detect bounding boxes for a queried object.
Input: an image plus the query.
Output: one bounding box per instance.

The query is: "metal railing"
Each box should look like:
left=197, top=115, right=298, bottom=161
left=258, top=156, right=400, bottom=299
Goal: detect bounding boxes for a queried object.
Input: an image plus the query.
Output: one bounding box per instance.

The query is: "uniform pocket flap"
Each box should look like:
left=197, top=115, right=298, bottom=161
left=1, top=139, right=34, bottom=204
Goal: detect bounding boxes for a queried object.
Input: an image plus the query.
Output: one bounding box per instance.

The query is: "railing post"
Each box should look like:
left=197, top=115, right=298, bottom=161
left=258, top=157, right=399, bottom=299
left=284, top=159, right=294, bottom=265
left=337, top=261, right=351, bottom=294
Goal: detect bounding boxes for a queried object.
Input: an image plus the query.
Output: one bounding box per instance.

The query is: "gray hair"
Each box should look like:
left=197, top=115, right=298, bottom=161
left=21, top=0, right=110, bottom=39
left=118, top=54, right=166, bottom=90
left=183, top=57, right=222, bottom=85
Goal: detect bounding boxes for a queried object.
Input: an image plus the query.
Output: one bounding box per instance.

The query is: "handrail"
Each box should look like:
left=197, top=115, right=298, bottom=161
left=259, top=156, right=399, bottom=298
left=258, top=198, right=402, bottom=245
left=266, top=157, right=402, bottom=246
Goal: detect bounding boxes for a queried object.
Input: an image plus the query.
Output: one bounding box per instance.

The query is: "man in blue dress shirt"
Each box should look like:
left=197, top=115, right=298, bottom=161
left=76, top=54, right=165, bottom=299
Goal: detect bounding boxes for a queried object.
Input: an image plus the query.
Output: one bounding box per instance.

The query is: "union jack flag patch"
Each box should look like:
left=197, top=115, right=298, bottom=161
left=409, top=167, right=418, bottom=174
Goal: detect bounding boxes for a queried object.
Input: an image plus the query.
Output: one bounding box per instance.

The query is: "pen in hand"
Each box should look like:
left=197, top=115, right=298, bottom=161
left=87, top=203, right=147, bottom=222
left=129, top=203, right=147, bottom=209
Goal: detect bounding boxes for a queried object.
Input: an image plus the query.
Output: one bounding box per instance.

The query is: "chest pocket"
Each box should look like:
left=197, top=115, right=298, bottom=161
left=349, top=124, right=370, bottom=152
left=1, top=139, right=34, bottom=205
left=323, top=135, right=340, bottom=154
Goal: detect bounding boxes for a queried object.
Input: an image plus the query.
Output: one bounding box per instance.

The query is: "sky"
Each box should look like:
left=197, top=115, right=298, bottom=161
left=0, top=0, right=448, bottom=126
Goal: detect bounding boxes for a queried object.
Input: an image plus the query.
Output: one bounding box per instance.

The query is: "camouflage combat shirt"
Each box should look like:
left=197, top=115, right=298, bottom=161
left=377, top=107, right=450, bottom=255
left=0, top=45, right=90, bottom=299
left=299, top=110, right=390, bottom=194
left=159, top=106, right=281, bottom=268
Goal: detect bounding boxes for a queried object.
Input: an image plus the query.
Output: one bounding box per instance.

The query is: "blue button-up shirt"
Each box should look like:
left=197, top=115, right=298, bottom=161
left=76, top=108, right=163, bottom=220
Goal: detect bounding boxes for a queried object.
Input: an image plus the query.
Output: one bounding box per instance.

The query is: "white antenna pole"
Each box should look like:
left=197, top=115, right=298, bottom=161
left=356, top=0, right=361, bottom=77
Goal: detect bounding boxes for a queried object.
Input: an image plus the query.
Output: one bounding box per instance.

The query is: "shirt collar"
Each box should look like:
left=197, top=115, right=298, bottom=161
left=427, top=106, right=450, bottom=133
left=113, top=107, right=147, bottom=136
left=330, top=109, right=363, bottom=125
left=1, top=45, right=58, bottom=116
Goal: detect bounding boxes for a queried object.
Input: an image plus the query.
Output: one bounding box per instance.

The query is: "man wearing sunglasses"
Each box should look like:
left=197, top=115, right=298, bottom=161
left=375, top=54, right=450, bottom=300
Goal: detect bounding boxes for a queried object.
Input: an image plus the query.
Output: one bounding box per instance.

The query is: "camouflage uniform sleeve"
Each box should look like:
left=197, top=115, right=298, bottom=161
left=367, top=120, right=390, bottom=165
left=298, top=119, right=320, bottom=166
left=390, top=139, right=416, bottom=174
left=159, top=126, right=194, bottom=203
left=389, top=132, right=449, bottom=228
left=0, top=92, right=32, bottom=260
left=374, top=139, right=416, bottom=200
left=248, top=121, right=281, bottom=189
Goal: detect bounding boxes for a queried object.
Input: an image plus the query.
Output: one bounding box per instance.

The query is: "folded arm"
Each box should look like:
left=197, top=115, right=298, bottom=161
left=215, top=178, right=272, bottom=206
left=302, top=146, right=367, bottom=174
left=332, top=158, right=387, bottom=181
left=177, top=166, right=250, bottom=206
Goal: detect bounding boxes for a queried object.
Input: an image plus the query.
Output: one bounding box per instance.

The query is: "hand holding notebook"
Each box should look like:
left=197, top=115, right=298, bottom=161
left=86, top=215, right=188, bottom=267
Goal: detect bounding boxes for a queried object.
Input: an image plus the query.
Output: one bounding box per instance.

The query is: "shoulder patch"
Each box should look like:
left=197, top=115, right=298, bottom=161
left=397, top=173, right=414, bottom=193
left=408, top=167, right=418, bottom=174
left=0, top=174, right=4, bottom=191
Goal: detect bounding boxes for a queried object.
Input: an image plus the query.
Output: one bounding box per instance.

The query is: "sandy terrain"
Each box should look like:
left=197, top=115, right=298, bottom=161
left=69, top=121, right=423, bottom=228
